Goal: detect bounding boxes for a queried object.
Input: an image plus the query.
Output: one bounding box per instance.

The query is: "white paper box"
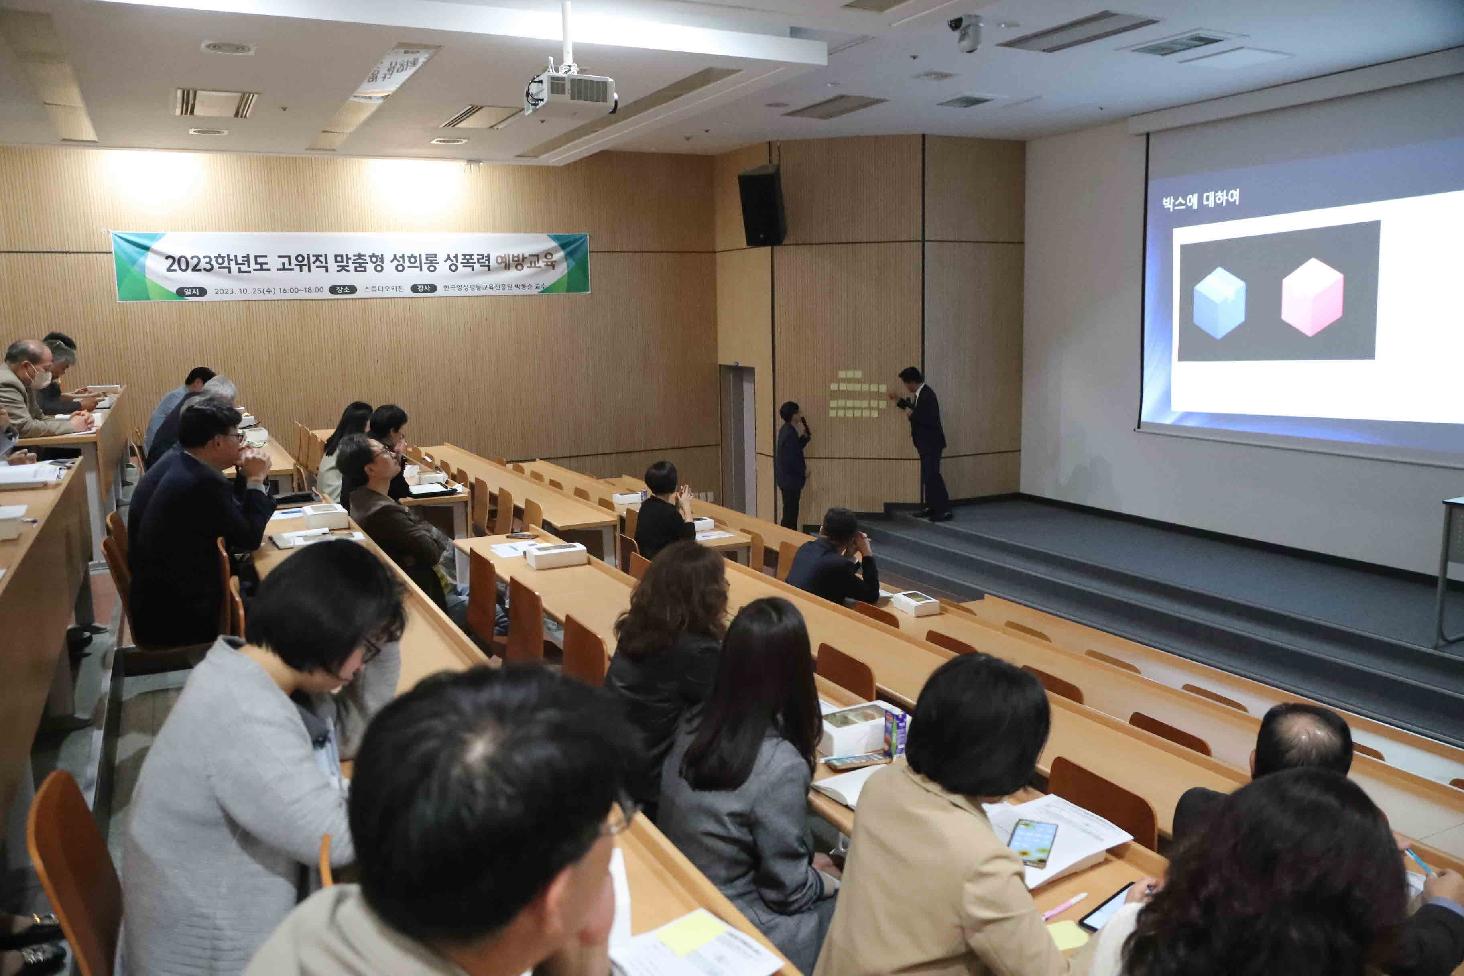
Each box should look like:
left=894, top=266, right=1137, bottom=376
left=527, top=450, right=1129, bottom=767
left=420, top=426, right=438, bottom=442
left=415, top=469, right=447, bottom=485
left=524, top=541, right=589, bottom=570
left=304, top=503, right=350, bottom=531
left=239, top=412, right=258, bottom=428
left=891, top=591, right=940, bottom=617
left=612, top=491, right=646, bottom=512
left=691, top=516, right=714, bottom=533
left=0, top=504, right=24, bottom=541
left=243, top=428, right=268, bottom=449
left=819, top=703, right=891, bottom=758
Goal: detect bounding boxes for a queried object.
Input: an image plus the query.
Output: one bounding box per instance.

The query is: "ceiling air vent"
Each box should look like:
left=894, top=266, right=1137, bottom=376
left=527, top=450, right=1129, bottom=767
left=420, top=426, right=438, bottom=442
left=176, top=88, right=258, bottom=118
left=783, top=94, right=886, bottom=120
left=938, top=95, right=994, bottom=108
left=913, top=70, right=958, bottom=81
left=842, top=0, right=913, bottom=12
left=999, top=11, right=1160, bottom=53
left=441, top=105, right=520, bottom=129
left=1131, top=31, right=1228, bottom=56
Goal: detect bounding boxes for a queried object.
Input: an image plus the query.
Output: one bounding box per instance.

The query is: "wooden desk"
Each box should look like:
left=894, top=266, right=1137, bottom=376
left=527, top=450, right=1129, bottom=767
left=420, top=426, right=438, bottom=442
left=968, top=594, right=1464, bottom=787
left=879, top=606, right=1464, bottom=861
left=227, top=436, right=296, bottom=495
left=18, top=387, right=128, bottom=564
left=256, top=519, right=793, bottom=972
left=428, top=445, right=617, bottom=559
left=0, top=465, right=90, bottom=820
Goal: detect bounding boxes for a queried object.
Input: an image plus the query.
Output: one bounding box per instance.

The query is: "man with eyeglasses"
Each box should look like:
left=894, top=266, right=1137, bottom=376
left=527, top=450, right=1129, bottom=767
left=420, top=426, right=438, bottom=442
left=130, top=395, right=275, bottom=648
left=248, top=666, right=642, bottom=976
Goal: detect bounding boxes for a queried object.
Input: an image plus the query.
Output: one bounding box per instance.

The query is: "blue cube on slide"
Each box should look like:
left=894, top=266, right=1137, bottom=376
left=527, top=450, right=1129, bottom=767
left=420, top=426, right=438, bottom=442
left=1193, top=267, right=1246, bottom=340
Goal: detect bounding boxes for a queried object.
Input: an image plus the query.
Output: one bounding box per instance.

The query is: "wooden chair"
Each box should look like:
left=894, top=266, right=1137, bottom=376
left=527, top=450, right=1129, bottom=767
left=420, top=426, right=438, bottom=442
left=938, top=597, right=981, bottom=617
left=617, top=534, right=640, bottom=575
left=319, top=835, right=334, bottom=888
left=598, top=497, right=615, bottom=511
left=1005, top=620, right=1051, bottom=642
left=466, top=551, right=506, bottom=650
left=1182, top=683, right=1248, bottom=713
left=530, top=469, right=545, bottom=483
left=1022, top=665, right=1084, bottom=705
left=1086, top=649, right=1141, bottom=674
left=1129, top=712, right=1211, bottom=757
left=455, top=467, right=471, bottom=489
left=747, top=531, right=766, bottom=575
left=926, top=629, right=978, bottom=655
left=506, top=577, right=548, bottom=663
left=105, top=510, right=127, bottom=560
left=293, top=463, right=312, bottom=493
left=489, top=456, right=507, bottom=466
left=853, top=601, right=899, bottom=628
left=549, top=478, right=564, bottom=490
left=523, top=498, right=544, bottom=530
left=294, top=423, right=308, bottom=465
left=127, top=438, right=146, bottom=477
left=216, top=538, right=236, bottom=636
left=1354, top=741, right=1386, bottom=762
left=1048, top=756, right=1158, bottom=850
left=574, top=486, right=592, bottom=501
left=1451, top=777, right=1464, bottom=791
left=776, top=540, right=800, bottom=582
left=815, top=643, right=876, bottom=700
left=227, top=576, right=246, bottom=637
left=512, top=462, right=525, bottom=474
left=494, top=488, right=515, bottom=535
left=629, top=551, right=651, bottom=581
left=471, top=477, right=491, bottom=536
left=562, top=615, right=608, bottom=687
left=27, top=771, right=121, bottom=976
left=624, top=506, right=638, bottom=539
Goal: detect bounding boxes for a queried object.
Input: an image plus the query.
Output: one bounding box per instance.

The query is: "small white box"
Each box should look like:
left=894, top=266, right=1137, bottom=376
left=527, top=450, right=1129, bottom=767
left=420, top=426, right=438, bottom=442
left=692, top=516, right=715, bottom=533
left=0, top=504, right=25, bottom=541
left=524, top=541, right=589, bottom=570
left=239, top=412, right=257, bottom=428
left=819, top=702, right=903, bottom=758
left=891, top=591, right=941, bottom=617
left=612, top=491, right=646, bottom=511
left=415, top=469, right=447, bottom=485
left=304, top=503, right=350, bottom=531
left=243, top=428, right=268, bottom=449
left=86, top=384, right=122, bottom=394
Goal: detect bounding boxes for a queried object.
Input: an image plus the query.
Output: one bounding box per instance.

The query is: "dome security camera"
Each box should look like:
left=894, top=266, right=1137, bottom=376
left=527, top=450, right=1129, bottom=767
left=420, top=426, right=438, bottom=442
left=948, top=14, right=982, bottom=54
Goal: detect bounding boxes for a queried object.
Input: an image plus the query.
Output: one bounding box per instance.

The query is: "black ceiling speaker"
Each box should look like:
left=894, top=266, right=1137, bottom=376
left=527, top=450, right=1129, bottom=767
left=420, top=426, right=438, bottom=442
left=737, top=164, right=786, bottom=247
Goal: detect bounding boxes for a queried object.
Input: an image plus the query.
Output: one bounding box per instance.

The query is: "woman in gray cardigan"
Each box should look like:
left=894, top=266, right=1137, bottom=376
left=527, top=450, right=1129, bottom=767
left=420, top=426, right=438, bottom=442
left=122, top=540, right=405, bottom=976
left=658, top=598, right=840, bottom=973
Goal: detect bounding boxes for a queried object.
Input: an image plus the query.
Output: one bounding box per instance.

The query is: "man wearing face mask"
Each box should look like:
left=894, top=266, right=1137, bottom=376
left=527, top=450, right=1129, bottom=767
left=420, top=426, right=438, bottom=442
left=0, top=339, right=94, bottom=439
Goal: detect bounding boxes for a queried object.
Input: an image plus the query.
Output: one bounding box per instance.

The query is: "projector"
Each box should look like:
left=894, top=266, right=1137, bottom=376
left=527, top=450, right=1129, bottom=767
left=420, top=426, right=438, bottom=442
left=524, top=67, right=618, bottom=121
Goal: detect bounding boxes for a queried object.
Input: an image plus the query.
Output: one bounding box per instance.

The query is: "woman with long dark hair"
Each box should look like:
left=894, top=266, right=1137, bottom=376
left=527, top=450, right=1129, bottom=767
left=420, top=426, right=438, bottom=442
left=657, top=597, right=837, bottom=972
left=315, top=401, right=371, bottom=502
left=605, top=540, right=728, bottom=811
left=1085, top=768, right=1407, bottom=976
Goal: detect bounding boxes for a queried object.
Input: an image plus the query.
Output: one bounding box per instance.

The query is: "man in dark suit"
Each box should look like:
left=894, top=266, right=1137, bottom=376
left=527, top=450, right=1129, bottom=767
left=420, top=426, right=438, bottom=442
left=889, top=366, right=950, bottom=522
left=130, top=397, right=275, bottom=647
left=787, top=507, right=879, bottom=606
left=1174, top=703, right=1464, bottom=976
left=774, top=401, right=811, bottom=530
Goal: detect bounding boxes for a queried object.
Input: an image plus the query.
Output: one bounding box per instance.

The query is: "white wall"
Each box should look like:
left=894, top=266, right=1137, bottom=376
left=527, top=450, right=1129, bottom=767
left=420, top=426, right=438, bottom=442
left=1020, top=120, right=1458, bottom=575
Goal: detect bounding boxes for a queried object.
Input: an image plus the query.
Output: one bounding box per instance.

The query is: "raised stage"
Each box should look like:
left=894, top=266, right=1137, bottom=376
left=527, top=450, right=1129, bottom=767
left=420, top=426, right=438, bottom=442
left=863, top=497, right=1464, bottom=748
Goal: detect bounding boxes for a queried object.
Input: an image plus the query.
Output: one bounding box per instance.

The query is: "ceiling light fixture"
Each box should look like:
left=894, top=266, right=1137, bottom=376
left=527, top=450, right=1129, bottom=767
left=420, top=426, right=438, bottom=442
left=201, top=40, right=254, bottom=55
left=188, top=127, right=228, bottom=135
left=431, top=136, right=467, bottom=145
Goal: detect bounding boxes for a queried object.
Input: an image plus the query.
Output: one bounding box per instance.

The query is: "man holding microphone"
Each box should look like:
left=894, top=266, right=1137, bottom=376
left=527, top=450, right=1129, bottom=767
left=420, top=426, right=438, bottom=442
left=889, top=366, right=950, bottom=522
left=775, top=401, right=812, bottom=530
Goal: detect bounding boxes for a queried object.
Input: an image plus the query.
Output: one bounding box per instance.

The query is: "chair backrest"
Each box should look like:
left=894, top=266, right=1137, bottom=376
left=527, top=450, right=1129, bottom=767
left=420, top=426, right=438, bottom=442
left=308, top=435, right=325, bottom=473
left=1005, top=620, right=1052, bottom=642
left=746, top=531, right=766, bottom=575
left=102, top=536, right=133, bottom=641
left=105, top=510, right=127, bottom=558
left=215, top=538, right=233, bottom=636
left=227, top=576, right=246, bottom=638
left=1022, top=665, right=1084, bottom=705
left=293, top=463, right=311, bottom=493
left=624, top=506, right=638, bottom=539
left=1181, top=682, right=1248, bottom=713
left=937, top=597, right=981, bottom=617
left=27, top=771, right=122, bottom=976
left=1085, top=649, right=1141, bottom=674
left=489, top=456, right=507, bottom=466
left=530, top=469, right=545, bottom=483
left=853, top=601, right=899, bottom=628
left=511, top=462, right=525, bottom=474
left=549, top=478, right=564, bottom=490
left=598, top=496, right=615, bottom=511
left=816, top=643, right=876, bottom=700
left=617, top=533, right=639, bottom=574
left=523, top=498, right=544, bottom=530
left=294, top=423, right=307, bottom=464
left=471, top=477, right=491, bottom=536
left=319, top=835, right=334, bottom=888
left=1451, top=777, right=1464, bottom=791
left=127, top=439, right=146, bottom=476
left=1353, top=741, right=1386, bottom=762
left=466, top=550, right=499, bottom=643
left=506, top=577, right=545, bottom=663
left=776, top=540, right=800, bottom=582
left=455, top=467, right=470, bottom=489
left=926, top=629, right=978, bottom=655
left=1129, top=711, right=1211, bottom=757
left=1048, top=756, right=1158, bottom=850
left=562, top=615, right=609, bottom=687
left=494, top=487, right=515, bottom=535
left=574, top=486, right=591, bottom=501
left=629, top=551, right=651, bottom=581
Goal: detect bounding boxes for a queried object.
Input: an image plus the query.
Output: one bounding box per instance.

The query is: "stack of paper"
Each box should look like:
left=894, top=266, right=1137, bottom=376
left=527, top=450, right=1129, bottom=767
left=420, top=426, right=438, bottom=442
left=0, top=463, right=65, bottom=490
left=609, top=909, right=781, bottom=976
left=489, top=540, right=538, bottom=558
left=982, top=794, right=1133, bottom=889
left=696, top=530, right=736, bottom=542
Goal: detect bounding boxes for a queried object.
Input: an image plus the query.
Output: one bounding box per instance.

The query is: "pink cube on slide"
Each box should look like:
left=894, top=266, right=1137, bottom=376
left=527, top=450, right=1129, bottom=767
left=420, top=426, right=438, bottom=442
left=1280, top=258, right=1344, bottom=337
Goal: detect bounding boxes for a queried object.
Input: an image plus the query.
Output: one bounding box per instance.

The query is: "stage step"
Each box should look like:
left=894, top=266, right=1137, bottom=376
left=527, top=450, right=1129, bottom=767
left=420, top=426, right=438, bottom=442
left=863, top=511, right=1464, bottom=748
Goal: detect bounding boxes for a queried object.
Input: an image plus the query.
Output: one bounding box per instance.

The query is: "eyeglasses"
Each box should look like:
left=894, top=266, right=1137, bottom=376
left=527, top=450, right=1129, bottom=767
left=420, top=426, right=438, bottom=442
left=601, top=792, right=641, bottom=836
left=362, top=637, right=384, bottom=665
left=228, top=431, right=246, bottom=443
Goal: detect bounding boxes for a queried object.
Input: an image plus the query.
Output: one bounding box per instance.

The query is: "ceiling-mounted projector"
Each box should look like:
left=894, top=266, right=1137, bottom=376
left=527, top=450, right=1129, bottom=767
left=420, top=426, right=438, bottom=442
left=521, top=1, right=618, bottom=122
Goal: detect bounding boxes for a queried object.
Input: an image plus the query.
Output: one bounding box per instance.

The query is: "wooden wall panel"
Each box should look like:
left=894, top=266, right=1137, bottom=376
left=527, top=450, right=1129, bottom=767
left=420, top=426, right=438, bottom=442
left=943, top=452, right=1021, bottom=502
left=552, top=446, right=720, bottom=502
left=924, top=242, right=1024, bottom=457
left=757, top=453, right=775, bottom=524
left=0, top=251, right=717, bottom=465
left=799, top=458, right=920, bottom=523
left=779, top=136, right=921, bottom=245
left=924, top=137, right=1025, bottom=243
left=716, top=246, right=774, bottom=455
left=774, top=243, right=921, bottom=464
left=0, top=146, right=713, bottom=252
left=713, top=143, right=771, bottom=253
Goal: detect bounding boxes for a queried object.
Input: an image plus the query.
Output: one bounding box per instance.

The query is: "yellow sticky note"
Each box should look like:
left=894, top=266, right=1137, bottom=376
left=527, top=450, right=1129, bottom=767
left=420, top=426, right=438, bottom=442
left=659, top=909, right=729, bottom=956
left=1047, top=921, right=1089, bottom=952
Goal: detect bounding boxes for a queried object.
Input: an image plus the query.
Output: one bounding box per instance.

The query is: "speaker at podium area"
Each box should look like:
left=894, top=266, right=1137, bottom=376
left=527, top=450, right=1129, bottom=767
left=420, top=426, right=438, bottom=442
left=738, top=163, right=786, bottom=247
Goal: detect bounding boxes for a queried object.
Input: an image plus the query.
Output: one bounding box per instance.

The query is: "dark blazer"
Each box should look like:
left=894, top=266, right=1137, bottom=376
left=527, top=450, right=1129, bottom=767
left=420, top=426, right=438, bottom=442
left=605, top=631, right=720, bottom=809
left=146, top=390, right=200, bottom=468
left=775, top=422, right=811, bottom=490
left=130, top=451, right=275, bottom=647
left=787, top=537, right=879, bottom=606
left=896, top=385, right=946, bottom=455
left=349, top=487, right=447, bottom=608
left=1174, top=786, right=1464, bottom=976
left=635, top=496, right=695, bottom=561
left=37, top=381, right=81, bottom=415
left=338, top=465, right=410, bottom=505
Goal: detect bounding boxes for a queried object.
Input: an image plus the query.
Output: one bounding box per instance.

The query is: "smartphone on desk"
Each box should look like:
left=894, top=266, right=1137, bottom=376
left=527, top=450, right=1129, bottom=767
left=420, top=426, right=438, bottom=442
left=1008, top=819, right=1058, bottom=869
left=507, top=531, right=537, bottom=540
left=1079, top=883, right=1135, bottom=932
left=822, top=752, right=888, bottom=772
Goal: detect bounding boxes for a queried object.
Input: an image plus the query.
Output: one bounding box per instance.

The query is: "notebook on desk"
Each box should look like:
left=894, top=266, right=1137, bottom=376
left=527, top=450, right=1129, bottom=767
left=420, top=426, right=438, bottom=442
left=0, top=463, right=65, bottom=491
